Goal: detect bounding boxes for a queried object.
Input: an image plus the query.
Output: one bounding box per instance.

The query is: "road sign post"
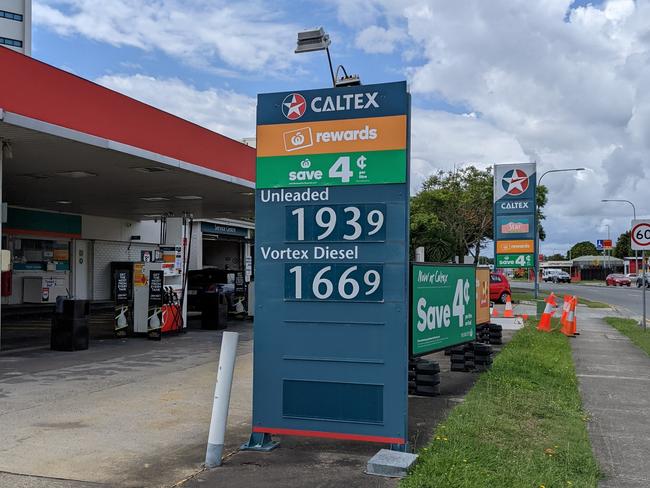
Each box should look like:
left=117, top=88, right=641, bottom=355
left=631, top=220, right=650, bottom=330
left=248, top=82, right=410, bottom=449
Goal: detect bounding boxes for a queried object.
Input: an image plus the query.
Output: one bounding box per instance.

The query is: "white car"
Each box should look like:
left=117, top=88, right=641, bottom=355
left=542, top=269, right=571, bottom=283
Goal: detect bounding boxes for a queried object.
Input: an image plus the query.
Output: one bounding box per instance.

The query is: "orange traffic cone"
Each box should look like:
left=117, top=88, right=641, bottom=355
left=570, top=296, right=579, bottom=335
left=492, top=305, right=499, bottom=318
left=503, top=294, right=514, bottom=318
left=560, top=297, right=575, bottom=336
left=560, top=295, right=571, bottom=328
left=536, top=293, right=557, bottom=332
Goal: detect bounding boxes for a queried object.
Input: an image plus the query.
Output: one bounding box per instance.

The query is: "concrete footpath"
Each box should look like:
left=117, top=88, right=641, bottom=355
left=571, top=308, right=650, bottom=488
left=0, top=320, right=254, bottom=488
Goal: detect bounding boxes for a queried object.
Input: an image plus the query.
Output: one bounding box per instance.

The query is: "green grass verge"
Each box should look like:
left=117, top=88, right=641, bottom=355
left=510, top=289, right=609, bottom=309
left=579, top=298, right=610, bottom=309
left=402, top=321, right=600, bottom=488
left=605, top=317, right=650, bottom=357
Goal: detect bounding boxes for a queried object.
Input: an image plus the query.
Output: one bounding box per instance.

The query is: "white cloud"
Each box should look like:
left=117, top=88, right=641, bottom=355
left=34, top=0, right=299, bottom=74
left=96, top=74, right=256, bottom=141
left=355, top=26, right=405, bottom=54
left=410, top=109, right=527, bottom=193
left=335, top=0, right=650, bottom=252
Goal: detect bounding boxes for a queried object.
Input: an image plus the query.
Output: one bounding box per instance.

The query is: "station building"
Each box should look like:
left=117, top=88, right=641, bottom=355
left=0, top=46, right=255, bottom=348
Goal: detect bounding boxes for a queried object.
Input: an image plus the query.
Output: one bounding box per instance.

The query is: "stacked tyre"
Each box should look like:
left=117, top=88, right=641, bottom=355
left=473, top=343, right=493, bottom=372
left=449, top=344, right=475, bottom=372
left=476, top=324, right=490, bottom=344
left=488, top=324, right=503, bottom=345
left=409, top=359, right=441, bottom=396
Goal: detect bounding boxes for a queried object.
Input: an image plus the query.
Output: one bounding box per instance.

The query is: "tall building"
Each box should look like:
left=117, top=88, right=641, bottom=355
left=0, top=0, right=30, bottom=56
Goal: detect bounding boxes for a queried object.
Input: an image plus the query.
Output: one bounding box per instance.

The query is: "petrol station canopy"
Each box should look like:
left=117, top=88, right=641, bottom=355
left=0, top=47, right=255, bottom=221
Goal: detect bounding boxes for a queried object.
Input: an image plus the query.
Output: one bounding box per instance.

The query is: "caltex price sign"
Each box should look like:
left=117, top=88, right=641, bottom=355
left=251, top=81, right=410, bottom=447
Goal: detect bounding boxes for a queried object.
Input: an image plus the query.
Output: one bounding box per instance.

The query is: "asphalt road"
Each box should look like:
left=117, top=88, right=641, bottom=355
left=513, top=280, right=650, bottom=318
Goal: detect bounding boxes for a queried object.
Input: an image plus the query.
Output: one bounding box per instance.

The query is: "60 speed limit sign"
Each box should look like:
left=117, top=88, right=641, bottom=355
left=631, top=220, right=650, bottom=250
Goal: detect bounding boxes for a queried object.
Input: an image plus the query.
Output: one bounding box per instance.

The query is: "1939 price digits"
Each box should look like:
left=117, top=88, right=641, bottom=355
left=286, top=204, right=385, bottom=242
left=285, top=264, right=383, bottom=301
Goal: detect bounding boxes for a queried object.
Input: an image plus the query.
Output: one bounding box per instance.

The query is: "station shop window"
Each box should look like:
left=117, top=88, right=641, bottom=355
left=11, top=238, right=70, bottom=271
left=0, top=36, right=23, bottom=47
left=0, top=10, right=23, bottom=21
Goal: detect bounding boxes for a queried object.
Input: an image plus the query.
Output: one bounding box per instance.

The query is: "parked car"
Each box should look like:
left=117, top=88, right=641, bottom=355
left=490, top=272, right=511, bottom=304
left=605, top=274, right=631, bottom=287
left=187, top=268, right=236, bottom=312
left=636, top=276, right=650, bottom=288
left=542, top=268, right=570, bottom=283
left=549, top=271, right=571, bottom=283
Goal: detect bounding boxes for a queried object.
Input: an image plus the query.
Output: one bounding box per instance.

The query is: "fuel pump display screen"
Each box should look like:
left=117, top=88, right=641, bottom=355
left=147, top=270, right=164, bottom=340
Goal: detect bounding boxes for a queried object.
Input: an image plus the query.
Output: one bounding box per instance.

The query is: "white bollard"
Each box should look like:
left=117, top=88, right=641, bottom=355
left=205, top=331, right=239, bottom=468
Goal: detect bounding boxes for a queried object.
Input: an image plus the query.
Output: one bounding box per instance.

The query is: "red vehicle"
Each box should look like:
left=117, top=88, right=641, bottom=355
left=606, top=274, right=631, bottom=287
left=490, top=272, right=511, bottom=303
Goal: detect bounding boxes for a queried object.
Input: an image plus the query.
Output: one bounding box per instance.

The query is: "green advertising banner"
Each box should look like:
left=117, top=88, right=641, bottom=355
left=411, top=264, right=476, bottom=356
left=256, top=149, right=406, bottom=188
left=496, top=253, right=534, bottom=268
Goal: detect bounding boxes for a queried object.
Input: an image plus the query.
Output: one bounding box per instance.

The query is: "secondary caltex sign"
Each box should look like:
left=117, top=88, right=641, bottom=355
left=411, top=264, right=476, bottom=356
left=493, top=163, right=537, bottom=269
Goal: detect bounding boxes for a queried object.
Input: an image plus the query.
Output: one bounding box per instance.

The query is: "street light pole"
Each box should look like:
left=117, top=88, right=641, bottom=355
left=534, top=168, right=586, bottom=299
left=602, top=199, right=641, bottom=326
left=602, top=199, right=637, bottom=271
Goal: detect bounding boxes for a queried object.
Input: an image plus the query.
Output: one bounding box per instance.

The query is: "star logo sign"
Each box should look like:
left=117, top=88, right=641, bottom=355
left=282, top=93, right=307, bottom=120
left=502, top=169, right=530, bottom=196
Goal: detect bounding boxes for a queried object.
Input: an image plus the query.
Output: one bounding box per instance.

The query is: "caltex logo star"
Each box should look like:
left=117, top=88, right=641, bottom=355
left=282, top=93, right=307, bottom=120
left=502, top=169, right=530, bottom=195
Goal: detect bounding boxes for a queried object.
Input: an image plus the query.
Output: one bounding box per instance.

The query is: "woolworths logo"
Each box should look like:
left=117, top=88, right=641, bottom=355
left=283, top=125, right=378, bottom=153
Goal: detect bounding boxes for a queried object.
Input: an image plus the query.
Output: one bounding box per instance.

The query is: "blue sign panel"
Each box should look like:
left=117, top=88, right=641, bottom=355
left=257, top=81, right=409, bottom=125
left=251, top=81, right=410, bottom=447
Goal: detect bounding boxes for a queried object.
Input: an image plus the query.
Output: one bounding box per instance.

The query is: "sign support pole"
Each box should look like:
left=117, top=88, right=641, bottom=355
left=641, top=251, right=648, bottom=330
left=534, top=224, right=539, bottom=299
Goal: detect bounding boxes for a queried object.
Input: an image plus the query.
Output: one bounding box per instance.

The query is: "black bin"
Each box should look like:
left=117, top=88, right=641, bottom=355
left=201, top=291, right=228, bottom=330
left=51, top=299, right=91, bottom=351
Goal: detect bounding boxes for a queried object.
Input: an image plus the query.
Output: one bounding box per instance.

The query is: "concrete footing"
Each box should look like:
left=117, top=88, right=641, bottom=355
left=366, top=449, right=418, bottom=478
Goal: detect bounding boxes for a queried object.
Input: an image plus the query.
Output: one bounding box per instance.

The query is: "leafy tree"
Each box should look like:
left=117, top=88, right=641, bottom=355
left=613, top=231, right=631, bottom=259
left=411, top=166, right=493, bottom=263
left=569, top=241, right=598, bottom=259
left=477, top=256, right=493, bottom=265
left=546, top=253, right=566, bottom=261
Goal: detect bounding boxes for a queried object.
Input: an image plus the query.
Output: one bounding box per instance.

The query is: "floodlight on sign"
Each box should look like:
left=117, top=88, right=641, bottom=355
left=295, top=27, right=331, bottom=53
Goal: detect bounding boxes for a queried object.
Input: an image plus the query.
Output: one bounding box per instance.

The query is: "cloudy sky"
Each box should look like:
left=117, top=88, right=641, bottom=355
left=31, top=0, right=649, bottom=256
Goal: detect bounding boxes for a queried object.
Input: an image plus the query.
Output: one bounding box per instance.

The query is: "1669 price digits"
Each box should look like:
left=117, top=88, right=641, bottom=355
left=285, top=264, right=383, bottom=301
